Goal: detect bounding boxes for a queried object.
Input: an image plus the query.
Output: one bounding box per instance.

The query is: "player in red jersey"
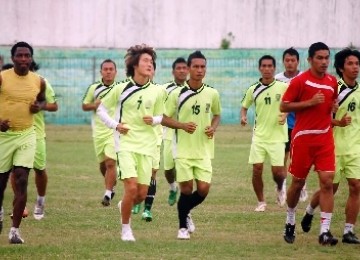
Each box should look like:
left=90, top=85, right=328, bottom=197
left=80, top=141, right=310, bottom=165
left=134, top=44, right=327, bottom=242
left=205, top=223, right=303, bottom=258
left=281, top=42, right=339, bottom=246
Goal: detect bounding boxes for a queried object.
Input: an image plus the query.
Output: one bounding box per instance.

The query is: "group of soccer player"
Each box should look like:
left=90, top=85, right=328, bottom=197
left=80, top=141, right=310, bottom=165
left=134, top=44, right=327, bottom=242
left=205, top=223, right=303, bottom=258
left=83, top=44, right=221, bottom=241
left=242, top=42, right=360, bottom=246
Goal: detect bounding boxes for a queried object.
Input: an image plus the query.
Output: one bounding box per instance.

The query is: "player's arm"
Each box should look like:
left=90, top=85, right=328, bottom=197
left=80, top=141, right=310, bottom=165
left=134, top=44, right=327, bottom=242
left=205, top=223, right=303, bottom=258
left=42, top=81, right=58, bottom=112
left=240, top=107, right=248, bottom=126
left=205, top=114, right=220, bottom=138
left=161, top=115, right=197, bottom=134
left=240, top=87, right=253, bottom=126
left=332, top=113, right=351, bottom=127
left=30, top=78, right=46, bottom=113
left=280, top=91, right=324, bottom=112
left=82, top=100, right=101, bottom=111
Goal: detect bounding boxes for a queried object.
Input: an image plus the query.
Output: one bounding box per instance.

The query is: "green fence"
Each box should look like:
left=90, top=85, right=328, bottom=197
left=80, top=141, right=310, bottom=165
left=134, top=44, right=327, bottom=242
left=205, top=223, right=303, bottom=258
left=0, top=47, right=337, bottom=125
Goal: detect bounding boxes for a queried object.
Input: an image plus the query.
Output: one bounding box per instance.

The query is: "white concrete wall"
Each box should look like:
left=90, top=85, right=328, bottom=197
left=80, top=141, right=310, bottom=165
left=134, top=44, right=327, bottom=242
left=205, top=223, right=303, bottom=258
left=1, top=0, right=359, bottom=48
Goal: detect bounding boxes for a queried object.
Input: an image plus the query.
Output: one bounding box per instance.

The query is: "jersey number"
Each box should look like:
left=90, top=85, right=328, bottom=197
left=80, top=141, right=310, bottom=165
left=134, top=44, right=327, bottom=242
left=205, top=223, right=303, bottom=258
left=264, top=97, right=271, bottom=105
left=192, top=103, right=200, bottom=115
left=348, top=102, right=356, bottom=112
left=137, top=96, right=142, bottom=110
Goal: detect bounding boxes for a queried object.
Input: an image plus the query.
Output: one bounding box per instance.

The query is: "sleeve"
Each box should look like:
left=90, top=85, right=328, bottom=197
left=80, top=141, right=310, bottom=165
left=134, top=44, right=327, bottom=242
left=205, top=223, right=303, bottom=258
left=282, top=77, right=301, bottom=103
left=82, top=85, right=94, bottom=104
left=164, top=89, right=177, bottom=117
left=211, top=90, right=222, bottom=115
left=241, top=87, right=253, bottom=109
left=96, top=103, right=118, bottom=129
left=153, top=88, right=165, bottom=116
left=45, top=79, right=57, bottom=103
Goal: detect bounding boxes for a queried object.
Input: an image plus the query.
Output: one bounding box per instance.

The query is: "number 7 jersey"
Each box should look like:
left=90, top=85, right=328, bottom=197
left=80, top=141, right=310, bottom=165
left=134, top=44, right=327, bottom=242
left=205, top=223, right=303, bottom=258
left=241, top=79, right=288, bottom=142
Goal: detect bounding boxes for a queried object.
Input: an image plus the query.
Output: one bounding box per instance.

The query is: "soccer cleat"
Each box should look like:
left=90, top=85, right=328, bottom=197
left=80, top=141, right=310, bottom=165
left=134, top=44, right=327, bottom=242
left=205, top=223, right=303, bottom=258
left=283, top=223, right=296, bottom=244
left=33, top=204, right=45, bottom=220
left=168, top=188, right=178, bottom=206
left=254, top=202, right=267, bottom=212
left=111, top=191, right=115, bottom=200
left=186, top=214, right=195, bottom=233
left=276, top=188, right=286, bottom=207
left=299, top=188, right=308, bottom=202
left=177, top=228, right=190, bottom=240
left=342, top=232, right=360, bottom=244
left=8, top=229, right=24, bottom=244
left=301, top=212, right=313, bottom=233
left=319, top=231, right=338, bottom=246
left=0, top=207, right=3, bottom=234
left=121, top=229, right=136, bottom=242
left=101, top=195, right=111, bottom=206
left=132, top=204, right=141, bottom=214
left=141, top=209, right=153, bottom=222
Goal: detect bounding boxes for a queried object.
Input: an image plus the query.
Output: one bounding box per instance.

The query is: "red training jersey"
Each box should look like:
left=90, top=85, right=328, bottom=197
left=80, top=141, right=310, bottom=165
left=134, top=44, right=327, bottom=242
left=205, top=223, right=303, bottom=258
left=282, top=69, right=338, bottom=144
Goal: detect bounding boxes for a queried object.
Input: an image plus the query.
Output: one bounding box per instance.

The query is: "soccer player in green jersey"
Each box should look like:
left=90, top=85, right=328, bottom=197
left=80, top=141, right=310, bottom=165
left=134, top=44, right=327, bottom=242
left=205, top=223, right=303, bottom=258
left=301, top=48, right=360, bottom=244
left=162, top=51, right=221, bottom=240
left=97, top=44, right=165, bottom=242
left=82, top=59, right=118, bottom=206
left=162, top=57, right=188, bottom=206
left=241, top=55, right=288, bottom=212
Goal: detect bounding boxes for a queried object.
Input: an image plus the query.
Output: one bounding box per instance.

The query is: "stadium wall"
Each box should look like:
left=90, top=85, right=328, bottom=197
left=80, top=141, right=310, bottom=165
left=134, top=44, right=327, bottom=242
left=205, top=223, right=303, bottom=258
left=0, top=47, right=339, bottom=125
left=0, top=0, right=359, bottom=49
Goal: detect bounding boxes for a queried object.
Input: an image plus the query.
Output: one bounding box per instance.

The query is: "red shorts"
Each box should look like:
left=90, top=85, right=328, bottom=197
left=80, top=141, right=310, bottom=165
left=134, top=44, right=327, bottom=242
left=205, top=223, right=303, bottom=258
left=289, top=141, right=335, bottom=179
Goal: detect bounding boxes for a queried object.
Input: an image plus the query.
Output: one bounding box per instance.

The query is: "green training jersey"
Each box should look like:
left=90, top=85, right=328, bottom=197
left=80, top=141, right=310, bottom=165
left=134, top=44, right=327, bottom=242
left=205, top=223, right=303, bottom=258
left=334, top=79, right=360, bottom=155
left=241, top=79, right=288, bottom=143
left=165, top=83, right=221, bottom=159
left=153, top=81, right=166, bottom=145
left=34, top=79, right=56, bottom=139
left=82, top=79, right=119, bottom=138
left=162, top=81, right=186, bottom=141
left=101, top=77, right=165, bottom=156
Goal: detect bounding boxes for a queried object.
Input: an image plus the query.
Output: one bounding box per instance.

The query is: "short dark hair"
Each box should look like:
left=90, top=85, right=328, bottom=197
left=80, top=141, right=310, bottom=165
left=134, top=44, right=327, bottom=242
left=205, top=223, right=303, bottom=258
left=100, top=59, right=117, bottom=70
left=172, top=57, right=187, bottom=70
left=124, top=44, right=156, bottom=77
left=258, top=55, right=276, bottom=68
left=282, top=47, right=299, bottom=61
left=334, top=48, right=360, bottom=78
left=308, top=42, right=329, bottom=58
left=11, top=41, right=33, bottom=57
left=187, top=51, right=206, bottom=67
left=1, top=63, right=14, bottom=70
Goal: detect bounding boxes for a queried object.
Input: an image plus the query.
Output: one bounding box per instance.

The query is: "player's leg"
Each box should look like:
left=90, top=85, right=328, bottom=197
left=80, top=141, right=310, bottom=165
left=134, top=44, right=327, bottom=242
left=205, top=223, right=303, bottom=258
left=176, top=159, right=194, bottom=240
left=163, top=139, right=178, bottom=206
left=269, top=142, right=286, bottom=207
left=249, top=142, right=266, bottom=211
left=0, top=171, right=11, bottom=234
left=141, top=145, right=160, bottom=221
left=33, top=138, right=47, bottom=219
left=101, top=139, right=117, bottom=206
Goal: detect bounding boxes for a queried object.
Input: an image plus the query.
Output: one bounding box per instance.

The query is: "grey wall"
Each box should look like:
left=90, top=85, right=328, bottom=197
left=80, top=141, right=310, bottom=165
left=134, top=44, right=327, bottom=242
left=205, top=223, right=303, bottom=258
left=1, top=0, right=359, bottom=48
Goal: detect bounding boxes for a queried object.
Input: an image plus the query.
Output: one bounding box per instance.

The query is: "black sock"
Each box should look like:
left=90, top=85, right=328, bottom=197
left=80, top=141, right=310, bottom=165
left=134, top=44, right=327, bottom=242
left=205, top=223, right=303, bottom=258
left=177, top=193, right=191, bottom=229
left=189, top=190, right=206, bottom=211
left=144, top=179, right=156, bottom=211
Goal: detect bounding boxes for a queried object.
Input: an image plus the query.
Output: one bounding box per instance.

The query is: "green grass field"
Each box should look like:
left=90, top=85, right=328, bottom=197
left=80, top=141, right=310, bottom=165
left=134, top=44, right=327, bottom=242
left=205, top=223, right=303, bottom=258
left=0, top=125, right=357, bottom=259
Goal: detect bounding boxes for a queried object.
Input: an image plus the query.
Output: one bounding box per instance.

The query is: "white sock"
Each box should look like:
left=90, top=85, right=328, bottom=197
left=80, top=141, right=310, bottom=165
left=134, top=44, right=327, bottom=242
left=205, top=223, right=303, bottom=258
left=104, top=189, right=112, bottom=198
left=344, top=223, right=354, bottom=234
left=305, top=204, right=315, bottom=215
left=169, top=182, right=177, bottom=192
left=320, top=212, right=332, bottom=234
left=286, top=207, right=296, bottom=225
left=282, top=179, right=287, bottom=192
left=37, top=196, right=45, bottom=205
left=302, top=183, right=307, bottom=190
left=122, top=223, right=131, bottom=233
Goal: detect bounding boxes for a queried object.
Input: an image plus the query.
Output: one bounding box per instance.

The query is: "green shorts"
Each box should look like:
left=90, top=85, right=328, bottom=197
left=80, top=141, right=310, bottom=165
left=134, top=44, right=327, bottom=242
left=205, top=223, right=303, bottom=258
left=249, top=142, right=285, bottom=166
left=334, top=154, right=360, bottom=183
left=94, top=136, right=116, bottom=162
left=175, top=158, right=212, bottom=183
left=34, top=138, right=46, bottom=170
left=163, top=139, right=175, bottom=170
left=152, top=145, right=161, bottom=170
left=0, top=127, right=36, bottom=173
left=117, top=151, right=152, bottom=185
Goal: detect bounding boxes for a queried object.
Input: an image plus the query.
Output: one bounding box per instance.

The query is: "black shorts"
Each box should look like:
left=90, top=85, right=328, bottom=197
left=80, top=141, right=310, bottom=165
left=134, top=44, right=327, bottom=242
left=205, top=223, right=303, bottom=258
left=285, top=128, right=292, bottom=153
